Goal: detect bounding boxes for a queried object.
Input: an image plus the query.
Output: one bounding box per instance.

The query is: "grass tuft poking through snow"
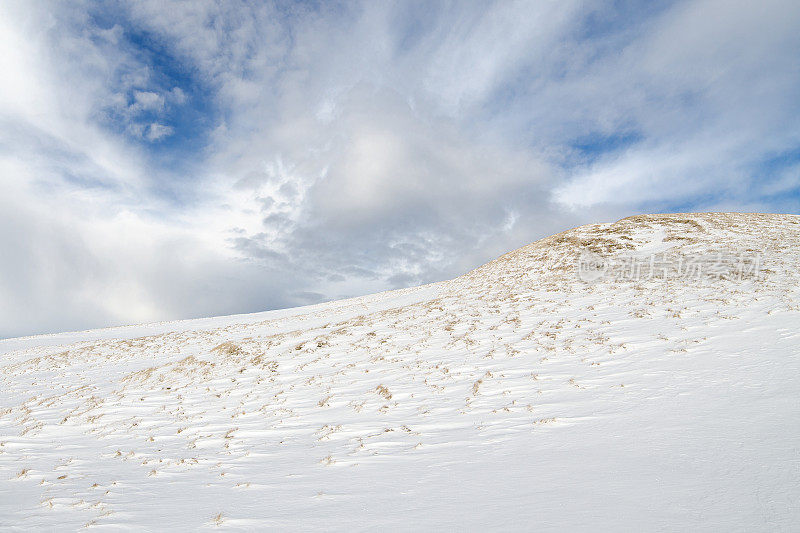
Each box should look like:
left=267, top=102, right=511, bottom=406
left=1, top=213, right=799, bottom=530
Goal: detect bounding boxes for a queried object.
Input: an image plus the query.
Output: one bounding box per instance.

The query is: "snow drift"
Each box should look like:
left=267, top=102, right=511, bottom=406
left=1, top=212, right=799, bottom=530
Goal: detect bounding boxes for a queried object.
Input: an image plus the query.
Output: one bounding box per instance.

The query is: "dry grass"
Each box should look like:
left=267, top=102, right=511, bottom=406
left=211, top=342, right=243, bottom=356
left=375, top=385, right=392, bottom=400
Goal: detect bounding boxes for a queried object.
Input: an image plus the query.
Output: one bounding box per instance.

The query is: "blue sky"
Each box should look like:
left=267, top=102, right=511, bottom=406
left=1, top=0, right=799, bottom=338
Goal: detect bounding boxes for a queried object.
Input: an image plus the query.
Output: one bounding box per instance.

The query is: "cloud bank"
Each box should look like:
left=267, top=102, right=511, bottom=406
left=1, top=0, right=799, bottom=337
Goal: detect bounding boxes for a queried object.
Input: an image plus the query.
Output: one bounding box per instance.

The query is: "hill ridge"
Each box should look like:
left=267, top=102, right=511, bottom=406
left=1, top=212, right=799, bottom=530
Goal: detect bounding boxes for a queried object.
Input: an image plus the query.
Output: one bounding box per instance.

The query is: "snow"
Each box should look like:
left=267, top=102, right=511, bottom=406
left=1, top=212, right=799, bottom=531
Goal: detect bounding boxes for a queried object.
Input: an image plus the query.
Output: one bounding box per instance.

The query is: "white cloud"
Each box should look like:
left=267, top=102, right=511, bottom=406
left=132, top=90, right=165, bottom=112
left=168, top=86, right=187, bottom=105
left=1, top=0, right=799, bottom=337
left=145, top=122, right=174, bottom=141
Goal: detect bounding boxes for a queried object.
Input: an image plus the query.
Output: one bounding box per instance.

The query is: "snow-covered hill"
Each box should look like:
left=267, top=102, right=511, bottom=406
left=1, top=212, right=799, bottom=531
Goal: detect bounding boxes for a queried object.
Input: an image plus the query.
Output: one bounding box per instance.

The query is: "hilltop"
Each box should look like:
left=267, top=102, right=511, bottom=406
left=1, top=213, right=799, bottom=530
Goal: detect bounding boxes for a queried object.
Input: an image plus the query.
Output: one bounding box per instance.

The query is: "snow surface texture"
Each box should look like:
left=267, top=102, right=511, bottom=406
left=1, top=212, right=799, bottom=531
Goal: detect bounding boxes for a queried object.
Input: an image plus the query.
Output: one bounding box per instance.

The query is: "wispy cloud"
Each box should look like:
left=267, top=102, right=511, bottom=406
left=0, top=0, right=798, bottom=337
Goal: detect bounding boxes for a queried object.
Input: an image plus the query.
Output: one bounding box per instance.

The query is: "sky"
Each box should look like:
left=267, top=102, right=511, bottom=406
left=1, top=0, right=799, bottom=339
